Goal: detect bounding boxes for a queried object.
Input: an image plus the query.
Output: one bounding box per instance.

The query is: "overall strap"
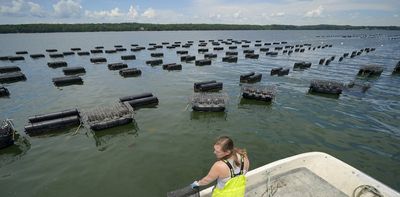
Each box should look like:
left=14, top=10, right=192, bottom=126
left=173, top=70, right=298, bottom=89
left=223, top=160, right=235, bottom=178
left=223, top=155, right=245, bottom=178
left=239, top=155, right=244, bottom=175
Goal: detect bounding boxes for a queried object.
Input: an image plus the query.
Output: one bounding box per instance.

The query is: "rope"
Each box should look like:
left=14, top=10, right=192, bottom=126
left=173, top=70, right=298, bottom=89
left=72, top=122, right=83, bottom=136
left=352, top=185, right=383, bottom=197
left=184, top=104, right=190, bottom=111
left=12, top=128, right=15, bottom=141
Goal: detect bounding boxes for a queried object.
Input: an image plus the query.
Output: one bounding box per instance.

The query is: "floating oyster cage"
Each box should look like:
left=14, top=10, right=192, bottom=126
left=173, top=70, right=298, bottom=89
left=189, top=92, right=229, bottom=112
left=81, top=102, right=134, bottom=131
left=357, top=65, right=383, bottom=77
left=346, top=80, right=371, bottom=93
left=190, top=92, right=228, bottom=104
left=309, top=80, right=345, bottom=95
left=241, top=85, right=277, bottom=99
left=310, top=80, right=345, bottom=88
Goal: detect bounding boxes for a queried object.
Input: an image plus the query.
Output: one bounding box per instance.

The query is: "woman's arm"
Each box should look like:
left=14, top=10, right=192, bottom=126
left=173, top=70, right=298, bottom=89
left=197, top=161, right=224, bottom=186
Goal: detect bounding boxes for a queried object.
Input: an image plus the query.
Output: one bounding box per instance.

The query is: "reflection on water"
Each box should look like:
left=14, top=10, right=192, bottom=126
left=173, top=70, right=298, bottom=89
left=239, top=98, right=274, bottom=106
left=92, top=121, right=139, bottom=151
left=190, top=111, right=227, bottom=121
left=307, top=91, right=341, bottom=99
left=0, top=134, right=30, bottom=167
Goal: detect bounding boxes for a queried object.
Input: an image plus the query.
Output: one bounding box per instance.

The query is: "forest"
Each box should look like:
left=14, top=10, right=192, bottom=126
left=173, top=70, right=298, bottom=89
left=0, top=23, right=398, bottom=33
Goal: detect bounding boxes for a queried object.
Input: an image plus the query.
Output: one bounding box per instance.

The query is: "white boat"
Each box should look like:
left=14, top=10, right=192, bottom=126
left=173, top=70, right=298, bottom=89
left=200, top=152, right=399, bottom=197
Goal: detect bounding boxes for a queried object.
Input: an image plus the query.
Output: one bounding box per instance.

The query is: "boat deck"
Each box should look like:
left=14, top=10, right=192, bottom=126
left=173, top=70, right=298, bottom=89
left=246, top=167, right=347, bottom=197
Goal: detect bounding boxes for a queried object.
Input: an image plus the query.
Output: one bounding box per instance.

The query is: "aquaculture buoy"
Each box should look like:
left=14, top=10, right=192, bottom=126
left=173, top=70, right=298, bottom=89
left=77, top=51, right=90, bottom=56
left=293, top=62, right=312, bottom=69
left=358, top=65, right=383, bottom=77
left=146, top=59, right=163, bottom=66
left=0, top=66, right=21, bottom=73
left=63, top=67, right=86, bottom=75
left=108, top=63, right=128, bottom=70
left=181, top=55, right=196, bottom=62
left=0, top=72, right=26, bottom=83
left=195, top=59, right=212, bottom=66
left=62, top=51, right=74, bottom=56
left=163, top=63, right=182, bottom=70
left=119, top=68, right=142, bottom=77
left=9, top=56, right=25, bottom=61
left=245, top=53, right=259, bottom=59
left=90, top=57, right=107, bottom=63
left=121, top=55, right=136, bottom=60
left=194, top=81, right=223, bottom=92
left=204, top=53, right=217, bottom=59
left=30, top=54, right=45, bottom=59
left=49, top=53, right=64, bottom=58
left=222, top=56, right=238, bottom=63
left=52, top=76, right=83, bottom=86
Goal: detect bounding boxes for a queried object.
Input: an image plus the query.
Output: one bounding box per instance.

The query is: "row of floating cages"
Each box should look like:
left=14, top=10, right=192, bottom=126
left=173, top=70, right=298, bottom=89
left=308, top=79, right=371, bottom=98
left=1, top=45, right=359, bottom=80
left=20, top=93, right=159, bottom=136
left=0, top=48, right=296, bottom=63
left=1, top=39, right=343, bottom=63
left=318, top=48, right=377, bottom=66
left=0, top=66, right=26, bottom=97
left=189, top=85, right=277, bottom=112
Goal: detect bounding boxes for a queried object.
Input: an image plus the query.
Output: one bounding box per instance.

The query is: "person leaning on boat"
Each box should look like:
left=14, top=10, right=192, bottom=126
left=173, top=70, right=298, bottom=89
left=191, top=136, right=250, bottom=197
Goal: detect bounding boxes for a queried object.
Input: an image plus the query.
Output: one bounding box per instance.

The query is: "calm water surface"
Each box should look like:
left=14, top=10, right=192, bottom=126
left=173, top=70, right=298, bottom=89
left=0, top=30, right=399, bottom=196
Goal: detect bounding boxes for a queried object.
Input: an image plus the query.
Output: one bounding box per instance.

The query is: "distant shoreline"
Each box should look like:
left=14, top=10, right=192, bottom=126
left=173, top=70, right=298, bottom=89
left=0, top=23, right=399, bottom=33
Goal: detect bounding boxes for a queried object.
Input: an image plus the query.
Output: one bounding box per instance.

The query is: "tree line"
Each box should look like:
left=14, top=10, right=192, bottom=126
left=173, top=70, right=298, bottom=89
left=0, top=23, right=398, bottom=33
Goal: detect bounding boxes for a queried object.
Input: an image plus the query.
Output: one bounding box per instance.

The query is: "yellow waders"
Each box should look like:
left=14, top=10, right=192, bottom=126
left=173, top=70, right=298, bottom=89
left=212, top=156, right=246, bottom=197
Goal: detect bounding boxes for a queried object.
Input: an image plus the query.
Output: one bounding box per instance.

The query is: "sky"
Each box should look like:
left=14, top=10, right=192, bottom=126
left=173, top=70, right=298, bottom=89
left=0, top=0, right=399, bottom=26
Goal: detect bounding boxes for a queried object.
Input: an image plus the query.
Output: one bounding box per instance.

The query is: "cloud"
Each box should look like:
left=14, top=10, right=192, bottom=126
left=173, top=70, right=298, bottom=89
left=0, top=0, right=23, bottom=16
left=233, top=10, right=242, bottom=18
left=0, top=0, right=45, bottom=17
left=305, top=5, right=324, bottom=17
left=85, top=8, right=124, bottom=19
left=142, top=8, right=156, bottom=18
left=271, top=12, right=285, bottom=17
left=53, top=0, right=82, bottom=18
left=1, top=0, right=399, bottom=26
left=209, top=13, right=222, bottom=20
left=27, top=2, right=45, bottom=17
left=128, top=5, right=138, bottom=19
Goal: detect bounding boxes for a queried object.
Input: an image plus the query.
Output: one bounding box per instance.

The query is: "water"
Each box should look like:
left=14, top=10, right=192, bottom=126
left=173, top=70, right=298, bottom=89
left=0, top=30, right=399, bottom=196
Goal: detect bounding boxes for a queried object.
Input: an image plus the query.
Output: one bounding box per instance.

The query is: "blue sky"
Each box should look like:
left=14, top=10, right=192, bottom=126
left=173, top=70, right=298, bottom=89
left=0, top=0, right=399, bottom=25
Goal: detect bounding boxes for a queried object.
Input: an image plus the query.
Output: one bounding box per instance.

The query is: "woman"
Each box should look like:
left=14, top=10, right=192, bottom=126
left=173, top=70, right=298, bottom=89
left=191, top=136, right=250, bottom=196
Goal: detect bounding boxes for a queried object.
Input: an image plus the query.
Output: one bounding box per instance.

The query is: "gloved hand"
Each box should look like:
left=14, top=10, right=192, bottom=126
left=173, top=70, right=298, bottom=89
left=190, top=181, right=199, bottom=189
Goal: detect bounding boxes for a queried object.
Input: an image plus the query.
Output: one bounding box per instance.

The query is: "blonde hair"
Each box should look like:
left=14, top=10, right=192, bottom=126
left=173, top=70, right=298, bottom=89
left=215, top=136, right=247, bottom=166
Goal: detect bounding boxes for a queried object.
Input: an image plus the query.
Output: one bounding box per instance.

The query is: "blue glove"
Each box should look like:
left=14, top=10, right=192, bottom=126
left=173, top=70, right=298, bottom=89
left=190, top=181, right=199, bottom=189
